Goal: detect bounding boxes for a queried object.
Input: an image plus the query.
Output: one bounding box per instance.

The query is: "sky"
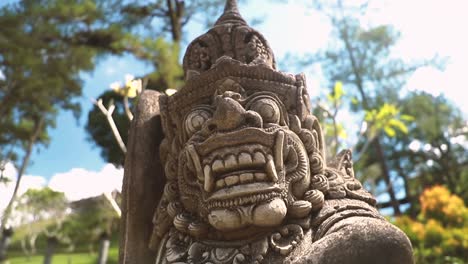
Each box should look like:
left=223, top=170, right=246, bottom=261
left=1, top=0, right=468, bottom=207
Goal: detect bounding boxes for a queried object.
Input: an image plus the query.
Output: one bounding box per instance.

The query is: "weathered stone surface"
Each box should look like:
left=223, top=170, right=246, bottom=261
left=119, top=1, right=414, bottom=263
left=119, top=90, right=163, bottom=264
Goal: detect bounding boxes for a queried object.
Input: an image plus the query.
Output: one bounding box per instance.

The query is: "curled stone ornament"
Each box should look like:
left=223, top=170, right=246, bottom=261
left=167, top=201, right=183, bottom=219
left=164, top=181, right=179, bottom=201
left=310, top=173, right=329, bottom=193
left=269, top=224, right=304, bottom=255
left=165, top=157, right=178, bottom=180
left=288, top=200, right=312, bottom=218
left=174, top=213, right=192, bottom=233
left=247, top=35, right=269, bottom=62
left=188, top=221, right=209, bottom=238
left=308, top=153, right=324, bottom=174
left=304, top=189, right=325, bottom=211
left=185, top=108, right=212, bottom=137
left=298, top=129, right=316, bottom=153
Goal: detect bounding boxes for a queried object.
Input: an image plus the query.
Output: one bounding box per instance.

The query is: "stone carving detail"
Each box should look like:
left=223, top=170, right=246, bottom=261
left=269, top=224, right=304, bottom=255
left=183, top=0, right=275, bottom=79
left=121, top=1, right=414, bottom=263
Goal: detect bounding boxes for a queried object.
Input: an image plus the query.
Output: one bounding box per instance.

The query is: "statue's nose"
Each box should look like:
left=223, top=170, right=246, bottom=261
left=210, top=95, right=245, bottom=131
left=208, top=93, right=262, bottom=132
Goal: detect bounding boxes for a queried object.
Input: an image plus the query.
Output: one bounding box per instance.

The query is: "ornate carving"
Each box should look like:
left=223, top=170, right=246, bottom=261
left=122, top=1, right=414, bottom=263
left=163, top=225, right=306, bottom=264
left=269, top=224, right=304, bottom=256
left=183, top=1, right=275, bottom=78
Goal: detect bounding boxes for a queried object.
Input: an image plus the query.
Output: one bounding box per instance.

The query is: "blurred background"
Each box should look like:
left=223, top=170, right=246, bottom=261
left=0, top=0, right=467, bottom=263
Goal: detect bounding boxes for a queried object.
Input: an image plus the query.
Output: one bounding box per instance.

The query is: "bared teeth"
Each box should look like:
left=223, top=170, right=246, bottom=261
left=215, top=179, right=226, bottom=189
left=266, top=155, right=278, bottom=182
left=210, top=152, right=268, bottom=176
left=253, top=151, right=266, bottom=165
left=187, top=145, right=204, bottom=181
left=204, top=165, right=214, bottom=192
left=275, top=131, right=285, bottom=171
left=225, top=175, right=239, bottom=186
left=225, top=154, right=237, bottom=170
left=239, top=173, right=254, bottom=183
left=238, top=152, right=253, bottom=165
left=203, top=149, right=278, bottom=191
left=254, top=172, right=267, bottom=181
left=212, top=159, right=224, bottom=173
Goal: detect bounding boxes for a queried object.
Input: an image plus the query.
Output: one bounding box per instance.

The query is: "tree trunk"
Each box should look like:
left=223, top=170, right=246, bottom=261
left=395, top=162, right=416, bottom=217
left=43, top=236, right=58, bottom=264
left=374, top=138, right=401, bottom=215
left=0, top=117, right=44, bottom=245
left=339, top=15, right=401, bottom=215
left=167, top=0, right=184, bottom=43
left=97, top=233, right=110, bottom=264
left=0, top=227, right=13, bottom=261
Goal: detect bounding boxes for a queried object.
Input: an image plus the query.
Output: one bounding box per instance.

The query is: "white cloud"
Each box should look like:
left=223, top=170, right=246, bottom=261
left=0, top=161, right=17, bottom=181
left=0, top=162, right=47, bottom=218
left=405, top=64, right=468, bottom=115
left=0, top=175, right=47, bottom=211
left=48, top=164, right=123, bottom=201
left=241, top=1, right=331, bottom=58
left=367, top=0, right=468, bottom=115
left=1, top=163, right=123, bottom=222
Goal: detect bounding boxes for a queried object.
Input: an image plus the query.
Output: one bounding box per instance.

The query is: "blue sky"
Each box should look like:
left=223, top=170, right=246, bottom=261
left=1, top=0, right=468, bottom=203
left=27, top=56, right=151, bottom=177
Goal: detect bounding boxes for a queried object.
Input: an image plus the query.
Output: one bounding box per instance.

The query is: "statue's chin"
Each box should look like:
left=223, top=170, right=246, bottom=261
left=208, top=198, right=287, bottom=231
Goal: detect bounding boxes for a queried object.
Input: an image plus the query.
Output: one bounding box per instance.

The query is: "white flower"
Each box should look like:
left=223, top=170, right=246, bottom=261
left=165, top=88, right=177, bottom=96
left=110, top=81, right=122, bottom=91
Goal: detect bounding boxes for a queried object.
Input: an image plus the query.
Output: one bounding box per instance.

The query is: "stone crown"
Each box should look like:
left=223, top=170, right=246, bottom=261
left=182, top=0, right=276, bottom=78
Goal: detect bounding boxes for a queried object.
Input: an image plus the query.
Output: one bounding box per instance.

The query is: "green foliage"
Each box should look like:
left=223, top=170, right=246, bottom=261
left=84, top=1, right=229, bottom=165
left=385, top=92, right=468, bottom=207
left=306, top=0, right=453, bottom=215
left=15, top=188, right=67, bottom=215
left=60, top=195, right=120, bottom=250
left=11, top=188, right=68, bottom=255
left=6, top=245, right=119, bottom=264
left=327, top=81, right=345, bottom=103
left=10, top=194, right=120, bottom=259
left=14, top=187, right=68, bottom=236
left=364, top=103, right=412, bottom=138
left=313, top=81, right=348, bottom=156
left=316, top=16, right=412, bottom=111
left=393, top=186, right=468, bottom=263
left=0, top=0, right=135, bottom=178
left=115, top=37, right=183, bottom=91
left=121, top=0, right=235, bottom=39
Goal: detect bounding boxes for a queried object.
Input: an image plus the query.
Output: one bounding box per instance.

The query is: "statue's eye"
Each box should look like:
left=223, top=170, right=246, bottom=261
left=185, top=109, right=211, bottom=136
left=249, top=98, right=280, bottom=124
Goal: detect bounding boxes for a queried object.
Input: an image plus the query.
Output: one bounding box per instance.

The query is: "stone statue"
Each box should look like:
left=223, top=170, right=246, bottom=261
left=119, top=1, right=414, bottom=263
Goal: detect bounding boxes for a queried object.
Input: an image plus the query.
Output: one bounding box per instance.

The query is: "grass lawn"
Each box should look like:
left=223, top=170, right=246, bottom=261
left=3, top=247, right=118, bottom=264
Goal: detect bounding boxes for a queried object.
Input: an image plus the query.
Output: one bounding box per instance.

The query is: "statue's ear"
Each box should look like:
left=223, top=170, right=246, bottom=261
left=119, top=90, right=166, bottom=264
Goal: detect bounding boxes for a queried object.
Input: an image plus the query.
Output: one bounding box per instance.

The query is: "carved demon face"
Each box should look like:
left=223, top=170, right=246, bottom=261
left=156, top=67, right=327, bottom=241
left=181, top=85, right=309, bottom=232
